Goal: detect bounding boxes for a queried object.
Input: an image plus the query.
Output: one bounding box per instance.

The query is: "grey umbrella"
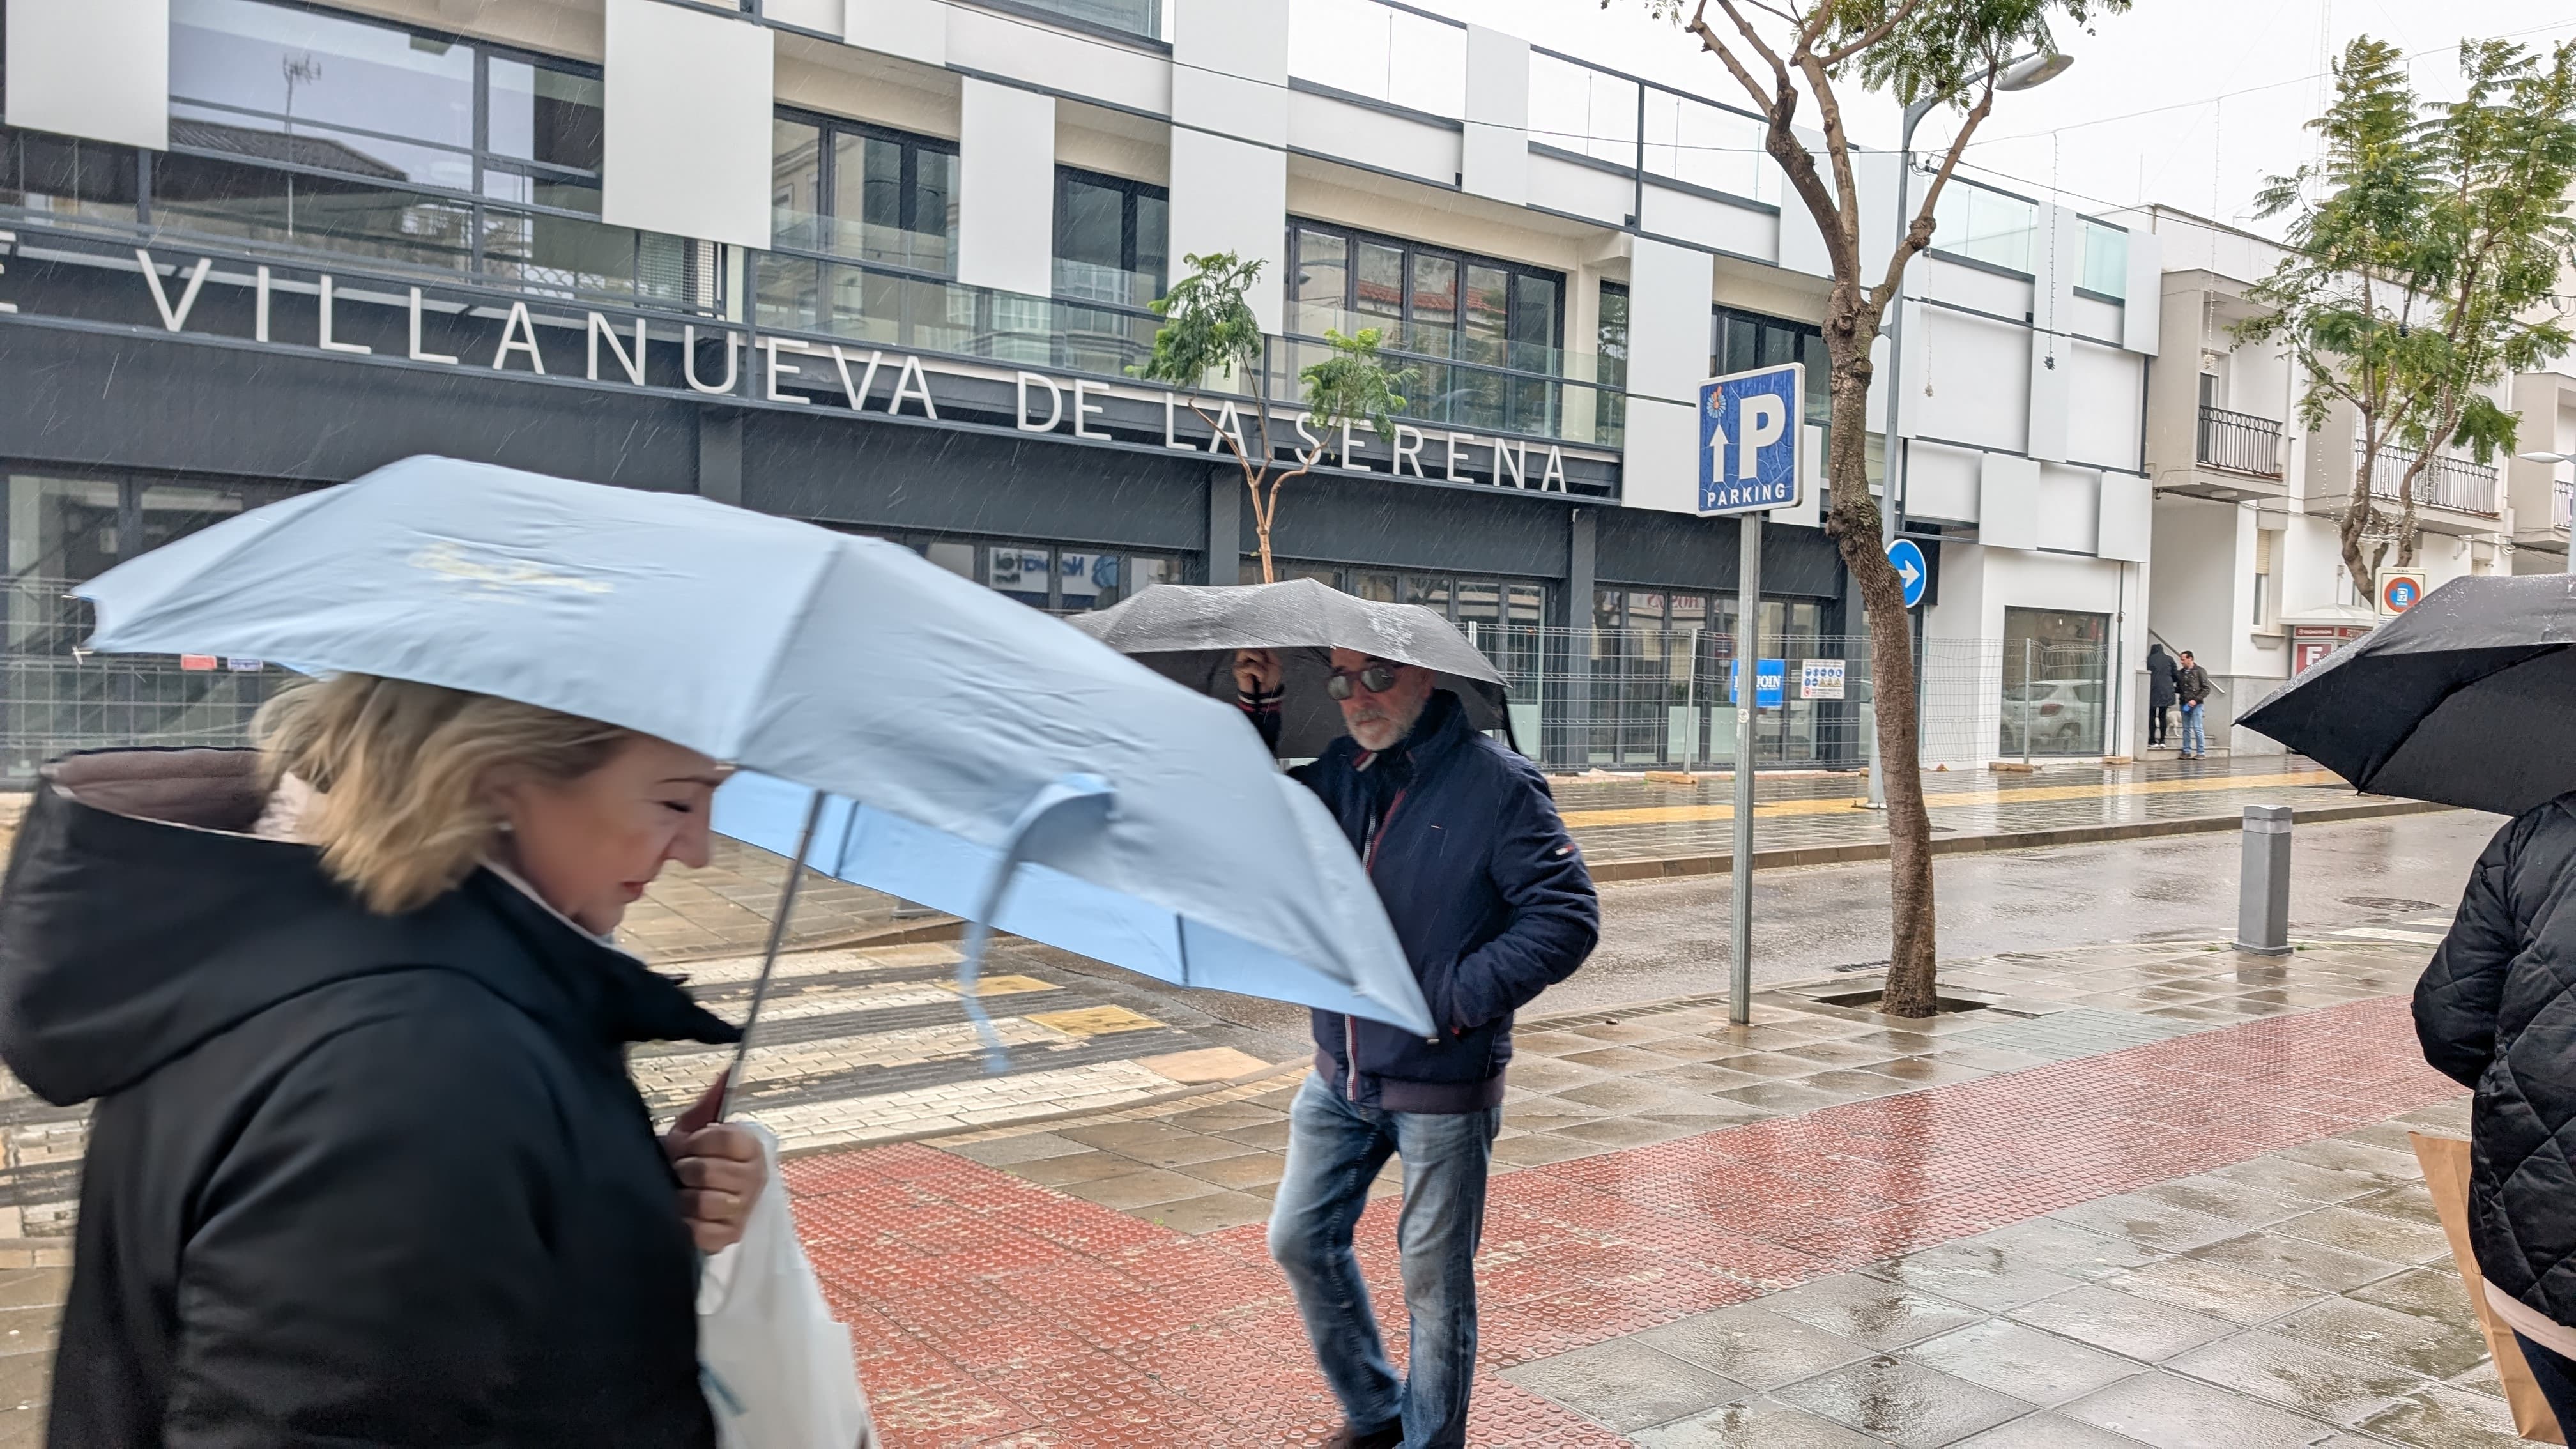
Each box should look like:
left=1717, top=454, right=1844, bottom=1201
left=1067, top=578, right=1514, bottom=758
left=2237, top=574, right=2576, bottom=816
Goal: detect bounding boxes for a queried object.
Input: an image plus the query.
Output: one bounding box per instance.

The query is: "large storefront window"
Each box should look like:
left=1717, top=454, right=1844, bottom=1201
left=1592, top=588, right=1835, bottom=767
left=2000, top=606, right=2110, bottom=757
left=904, top=535, right=1177, bottom=613
left=141, top=0, right=682, bottom=302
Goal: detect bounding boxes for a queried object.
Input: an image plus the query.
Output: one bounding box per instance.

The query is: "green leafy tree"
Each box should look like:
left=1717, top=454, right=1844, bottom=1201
left=2240, top=37, right=2576, bottom=593
left=1133, top=252, right=1409, bottom=583
left=1632, top=0, right=2128, bottom=1018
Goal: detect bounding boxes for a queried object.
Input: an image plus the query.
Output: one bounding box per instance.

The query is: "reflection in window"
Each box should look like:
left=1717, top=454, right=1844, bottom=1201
left=0, top=127, right=141, bottom=222
left=1054, top=169, right=1167, bottom=309
left=159, top=0, right=673, bottom=302
left=2081, top=220, right=2129, bottom=299
left=1713, top=305, right=1830, bottom=427
left=769, top=111, right=956, bottom=275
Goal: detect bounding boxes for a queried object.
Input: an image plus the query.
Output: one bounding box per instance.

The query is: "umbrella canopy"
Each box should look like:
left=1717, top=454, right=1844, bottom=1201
left=1067, top=578, right=1512, bottom=758
left=2237, top=574, right=2576, bottom=817
left=71, top=456, right=1432, bottom=1038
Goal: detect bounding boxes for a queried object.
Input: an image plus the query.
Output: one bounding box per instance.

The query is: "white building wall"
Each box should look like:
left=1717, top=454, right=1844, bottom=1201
left=4, top=0, right=170, bottom=151
left=955, top=78, right=1057, bottom=298
left=601, top=0, right=774, bottom=252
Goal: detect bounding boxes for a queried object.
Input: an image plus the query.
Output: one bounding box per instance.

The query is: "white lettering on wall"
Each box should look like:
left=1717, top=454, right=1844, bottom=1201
left=1496, top=438, right=1528, bottom=489
left=1540, top=445, right=1568, bottom=492
left=491, top=301, right=545, bottom=374
left=762, top=337, right=811, bottom=404
left=1163, top=393, right=1195, bottom=451
left=135, top=250, right=213, bottom=333
left=1392, top=424, right=1425, bottom=479
left=588, top=312, right=647, bottom=386
left=1208, top=399, right=1248, bottom=458
left=830, top=346, right=884, bottom=411
left=1293, top=412, right=1324, bottom=466
left=317, top=275, right=370, bottom=356
left=1443, top=431, right=1476, bottom=482
left=1071, top=379, right=1112, bottom=441
left=682, top=325, right=738, bottom=395
left=888, top=355, right=937, bottom=419
left=408, top=288, right=458, bottom=365
left=1341, top=421, right=1376, bottom=473
left=1016, top=371, right=1062, bottom=432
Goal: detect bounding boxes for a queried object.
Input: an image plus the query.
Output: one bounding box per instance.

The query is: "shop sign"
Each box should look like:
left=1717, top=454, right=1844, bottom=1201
left=0, top=236, right=1588, bottom=498
left=1698, top=362, right=1804, bottom=516
left=1799, top=659, right=1846, bottom=700
left=1729, top=658, right=1787, bottom=708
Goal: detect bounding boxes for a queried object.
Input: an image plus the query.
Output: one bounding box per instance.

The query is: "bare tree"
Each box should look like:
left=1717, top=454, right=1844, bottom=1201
left=1632, top=0, right=2126, bottom=1015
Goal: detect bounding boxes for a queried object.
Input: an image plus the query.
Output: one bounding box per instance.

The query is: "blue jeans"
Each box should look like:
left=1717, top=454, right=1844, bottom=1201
left=2181, top=703, right=2207, bottom=756
left=1268, top=1074, right=1502, bottom=1449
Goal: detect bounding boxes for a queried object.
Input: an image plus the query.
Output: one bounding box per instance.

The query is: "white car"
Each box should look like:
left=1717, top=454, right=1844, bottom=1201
left=2000, top=678, right=2102, bottom=754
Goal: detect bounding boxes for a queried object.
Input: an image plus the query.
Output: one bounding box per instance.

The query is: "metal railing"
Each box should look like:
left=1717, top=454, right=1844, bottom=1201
left=2196, top=404, right=2283, bottom=479
left=1455, top=626, right=2059, bottom=770
left=2554, top=480, right=2572, bottom=532
left=2361, top=440, right=2501, bottom=516
left=0, top=581, right=280, bottom=781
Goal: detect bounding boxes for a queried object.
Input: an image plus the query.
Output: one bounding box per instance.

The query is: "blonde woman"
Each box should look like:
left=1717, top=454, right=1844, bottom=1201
left=0, top=675, right=765, bottom=1447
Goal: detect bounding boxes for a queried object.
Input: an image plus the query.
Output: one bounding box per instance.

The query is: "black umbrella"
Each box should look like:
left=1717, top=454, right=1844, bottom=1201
left=1066, top=578, right=1513, bottom=758
left=2238, top=574, right=2576, bottom=816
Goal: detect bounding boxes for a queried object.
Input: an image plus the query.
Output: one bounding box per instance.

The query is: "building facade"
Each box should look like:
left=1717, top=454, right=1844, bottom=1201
left=0, top=0, right=2163, bottom=773
left=2133, top=206, right=2518, bottom=756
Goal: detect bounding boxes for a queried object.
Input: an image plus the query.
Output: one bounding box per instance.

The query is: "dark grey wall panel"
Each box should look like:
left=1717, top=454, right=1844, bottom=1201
left=0, top=323, right=700, bottom=491
left=1254, top=471, right=1577, bottom=580
left=1595, top=507, right=1843, bottom=598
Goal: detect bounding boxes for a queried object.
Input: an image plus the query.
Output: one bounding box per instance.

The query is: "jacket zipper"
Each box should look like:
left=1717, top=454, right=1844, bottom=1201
left=1352, top=785, right=1411, bottom=1094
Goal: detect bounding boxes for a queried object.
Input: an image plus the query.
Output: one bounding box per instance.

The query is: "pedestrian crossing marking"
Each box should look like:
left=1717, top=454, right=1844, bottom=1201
left=1026, top=1006, right=1164, bottom=1037
left=1561, top=769, right=2343, bottom=829
left=1140, top=1047, right=1273, bottom=1084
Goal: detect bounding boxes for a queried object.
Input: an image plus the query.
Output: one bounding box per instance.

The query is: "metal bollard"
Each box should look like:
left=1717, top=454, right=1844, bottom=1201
left=2234, top=805, right=2294, bottom=956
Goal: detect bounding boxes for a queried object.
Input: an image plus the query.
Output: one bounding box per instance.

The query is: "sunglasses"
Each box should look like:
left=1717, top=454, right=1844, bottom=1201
left=1324, top=664, right=1400, bottom=700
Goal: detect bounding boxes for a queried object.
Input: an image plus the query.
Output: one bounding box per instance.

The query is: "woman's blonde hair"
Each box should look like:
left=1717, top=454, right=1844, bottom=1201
left=255, top=674, right=634, bottom=916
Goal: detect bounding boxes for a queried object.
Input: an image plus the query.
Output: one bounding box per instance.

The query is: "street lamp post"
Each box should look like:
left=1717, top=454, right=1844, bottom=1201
left=1866, top=52, right=2073, bottom=806
left=2520, top=452, right=2576, bottom=575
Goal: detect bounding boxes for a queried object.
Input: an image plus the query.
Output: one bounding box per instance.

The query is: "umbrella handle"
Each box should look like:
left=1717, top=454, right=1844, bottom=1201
left=717, top=790, right=828, bottom=1121
left=957, top=774, right=1117, bottom=1075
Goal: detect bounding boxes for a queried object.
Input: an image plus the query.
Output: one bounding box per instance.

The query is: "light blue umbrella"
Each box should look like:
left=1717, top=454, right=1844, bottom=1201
left=72, top=456, right=1430, bottom=1100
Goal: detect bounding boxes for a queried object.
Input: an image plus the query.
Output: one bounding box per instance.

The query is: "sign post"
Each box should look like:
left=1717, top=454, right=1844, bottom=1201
left=1699, top=362, right=1804, bottom=1026
left=1865, top=537, right=1931, bottom=808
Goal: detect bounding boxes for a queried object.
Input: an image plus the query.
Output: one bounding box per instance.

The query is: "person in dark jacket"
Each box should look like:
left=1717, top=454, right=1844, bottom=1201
left=1257, top=648, right=1598, bottom=1449
left=2174, top=650, right=2214, bottom=759
left=0, top=674, right=764, bottom=1448
left=2145, top=643, right=2177, bottom=747
left=2417, top=799, right=2576, bottom=1427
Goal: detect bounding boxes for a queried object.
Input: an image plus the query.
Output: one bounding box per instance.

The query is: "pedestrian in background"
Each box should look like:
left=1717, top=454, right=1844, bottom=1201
left=2175, top=650, right=2213, bottom=759
left=1261, top=648, right=1598, bottom=1449
left=2416, top=801, right=2576, bottom=1429
left=2146, top=641, right=2177, bottom=749
left=0, top=675, right=764, bottom=1447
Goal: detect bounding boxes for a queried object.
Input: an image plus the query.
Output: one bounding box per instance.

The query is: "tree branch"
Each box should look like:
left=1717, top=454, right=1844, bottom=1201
left=1818, top=0, right=1931, bottom=70
left=1871, top=74, right=1999, bottom=318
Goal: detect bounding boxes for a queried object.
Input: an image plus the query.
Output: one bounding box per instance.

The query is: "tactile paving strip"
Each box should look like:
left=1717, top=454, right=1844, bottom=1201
left=787, top=993, right=2456, bottom=1445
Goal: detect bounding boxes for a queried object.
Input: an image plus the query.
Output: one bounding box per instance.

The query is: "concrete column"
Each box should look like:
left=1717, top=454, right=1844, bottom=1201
left=1205, top=466, right=1241, bottom=585
left=957, top=79, right=1057, bottom=298
left=602, top=0, right=774, bottom=252
left=4, top=0, right=168, bottom=151
left=1558, top=507, right=1596, bottom=767
left=1461, top=26, right=1530, bottom=207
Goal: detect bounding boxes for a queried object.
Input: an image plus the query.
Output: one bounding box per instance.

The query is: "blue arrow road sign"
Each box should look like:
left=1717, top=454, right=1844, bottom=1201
left=1887, top=538, right=1929, bottom=610
left=1698, top=362, right=1805, bottom=516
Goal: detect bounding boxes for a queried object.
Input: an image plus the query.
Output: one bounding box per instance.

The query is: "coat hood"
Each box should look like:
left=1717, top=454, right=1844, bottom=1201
left=0, top=747, right=733, bottom=1105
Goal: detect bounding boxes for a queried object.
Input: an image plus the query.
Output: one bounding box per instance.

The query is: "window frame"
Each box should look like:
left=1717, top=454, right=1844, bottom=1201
left=767, top=105, right=959, bottom=277
left=1052, top=165, right=1168, bottom=287
left=1282, top=218, right=1567, bottom=361
left=163, top=0, right=606, bottom=224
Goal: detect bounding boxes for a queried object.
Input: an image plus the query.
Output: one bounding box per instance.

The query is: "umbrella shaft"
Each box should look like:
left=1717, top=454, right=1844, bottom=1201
left=717, top=791, right=828, bottom=1121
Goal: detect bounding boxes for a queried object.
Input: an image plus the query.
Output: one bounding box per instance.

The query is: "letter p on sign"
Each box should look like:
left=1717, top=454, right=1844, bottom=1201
left=1698, top=362, right=1805, bottom=516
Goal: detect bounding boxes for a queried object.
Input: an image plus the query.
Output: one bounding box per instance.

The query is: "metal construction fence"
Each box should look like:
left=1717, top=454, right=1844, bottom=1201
left=0, top=580, right=2110, bottom=780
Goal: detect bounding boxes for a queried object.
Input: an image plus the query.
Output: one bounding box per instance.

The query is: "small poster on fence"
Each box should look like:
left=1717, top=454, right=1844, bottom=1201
left=1800, top=659, right=1847, bottom=700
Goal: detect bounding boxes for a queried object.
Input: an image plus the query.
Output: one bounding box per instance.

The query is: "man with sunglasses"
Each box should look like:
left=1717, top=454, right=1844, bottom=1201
left=1248, top=647, right=1598, bottom=1449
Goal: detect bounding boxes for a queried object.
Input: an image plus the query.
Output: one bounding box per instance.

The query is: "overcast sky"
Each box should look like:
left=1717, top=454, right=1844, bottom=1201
left=1407, top=0, right=2575, bottom=235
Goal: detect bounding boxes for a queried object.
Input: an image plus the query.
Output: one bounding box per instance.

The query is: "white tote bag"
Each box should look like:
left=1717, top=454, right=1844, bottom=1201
left=698, top=1124, right=876, bottom=1449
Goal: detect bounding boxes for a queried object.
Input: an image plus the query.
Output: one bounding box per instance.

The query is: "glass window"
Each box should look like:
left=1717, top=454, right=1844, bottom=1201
left=487, top=59, right=603, bottom=172
left=1289, top=220, right=1566, bottom=383
left=2000, top=606, right=2110, bottom=756
left=1294, top=229, right=1349, bottom=318
left=1052, top=169, right=1169, bottom=308
left=985, top=546, right=1053, bottom=608
left=171, top=0, right=476, bottom=151
left=1355, top=242, right=1406, bottom=323
left=0, top=128, right=141, bottom=221
left=1931, top=181, right=2039, bottom=274
left=1713, top=307, right=1831, bottom=427
left=922, top=542, right=974, bottom=579
left=765, top=112, right=956, bottom=275
left=2081, top=220, right=2129, bottom=299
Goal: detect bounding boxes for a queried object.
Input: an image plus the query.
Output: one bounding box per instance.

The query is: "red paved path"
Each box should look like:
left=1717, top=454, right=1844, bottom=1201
left=785, top=995, right=2458, bottom=1447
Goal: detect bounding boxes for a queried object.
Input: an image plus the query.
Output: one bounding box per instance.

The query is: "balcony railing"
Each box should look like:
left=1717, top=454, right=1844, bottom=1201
left=2359, top=440, right=2501, bottom=516
left=2556, top=480, right=2573, bottom=532
left=1265, top=299, right=1624, bottom=448
left=2196, top=404, right=2283, bottom=479
left=1011, top=0, right=1162, bottom=39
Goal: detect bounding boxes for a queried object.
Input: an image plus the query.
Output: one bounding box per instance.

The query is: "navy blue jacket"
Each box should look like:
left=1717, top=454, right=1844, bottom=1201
left=1292, top=691, right=1598, bottom=1112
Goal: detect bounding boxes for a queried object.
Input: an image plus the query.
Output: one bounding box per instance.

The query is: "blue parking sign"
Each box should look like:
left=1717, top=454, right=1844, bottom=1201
left=1698, top=362, right=1804, bottom=516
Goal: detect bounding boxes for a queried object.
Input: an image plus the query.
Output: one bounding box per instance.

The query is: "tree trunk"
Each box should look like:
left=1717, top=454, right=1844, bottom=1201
left=1818, top=333, right=1940, bottom=1018
left=1255, top=514, right=1275, bottom=583
left=2338, top=453, right=2376, bottom=604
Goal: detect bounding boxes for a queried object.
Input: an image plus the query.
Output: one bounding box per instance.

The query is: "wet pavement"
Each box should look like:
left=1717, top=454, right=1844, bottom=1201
left=765, top=938, right=2495, bottom=1446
